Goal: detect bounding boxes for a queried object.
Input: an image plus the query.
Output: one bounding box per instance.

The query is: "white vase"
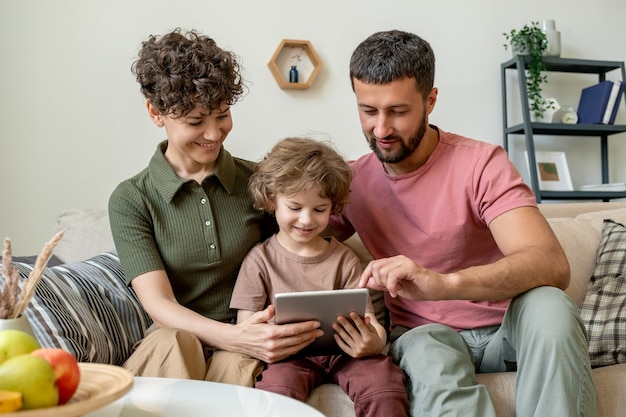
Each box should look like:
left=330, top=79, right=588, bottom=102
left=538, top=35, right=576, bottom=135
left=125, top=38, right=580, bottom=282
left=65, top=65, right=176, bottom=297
left=532, top=98, right=560, bottom=123
left=541, top=20, right=561, bottom=57
left=0, top=315, right=37, bottom=339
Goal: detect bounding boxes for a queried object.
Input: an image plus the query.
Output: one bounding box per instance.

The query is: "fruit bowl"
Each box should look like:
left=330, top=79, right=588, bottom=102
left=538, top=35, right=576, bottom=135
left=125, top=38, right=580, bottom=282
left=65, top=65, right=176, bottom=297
left=3, top=363, right=133, bottom=416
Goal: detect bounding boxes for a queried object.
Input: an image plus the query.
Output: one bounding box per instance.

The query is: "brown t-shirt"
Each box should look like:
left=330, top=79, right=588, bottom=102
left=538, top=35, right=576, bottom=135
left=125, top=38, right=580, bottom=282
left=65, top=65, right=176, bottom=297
left=230, top=235, right=372, bottom=313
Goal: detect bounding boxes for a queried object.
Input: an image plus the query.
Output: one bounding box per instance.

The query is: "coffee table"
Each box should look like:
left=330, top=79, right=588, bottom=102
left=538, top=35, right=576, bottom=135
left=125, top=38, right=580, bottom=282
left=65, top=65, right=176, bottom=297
left=83, top=376, right=325, bottom=417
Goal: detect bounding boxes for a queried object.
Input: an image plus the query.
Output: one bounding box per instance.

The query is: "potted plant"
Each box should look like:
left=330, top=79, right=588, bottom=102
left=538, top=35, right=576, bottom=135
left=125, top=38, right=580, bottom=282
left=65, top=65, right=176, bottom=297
left=503, top=21, right=554, bottom=120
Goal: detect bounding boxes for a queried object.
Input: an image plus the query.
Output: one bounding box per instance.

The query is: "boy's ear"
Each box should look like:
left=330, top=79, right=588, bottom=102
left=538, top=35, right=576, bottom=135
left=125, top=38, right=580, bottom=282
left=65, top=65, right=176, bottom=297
left=266, top=199, right=277, bottom=214
left=146, top=101, right=165, bottom=127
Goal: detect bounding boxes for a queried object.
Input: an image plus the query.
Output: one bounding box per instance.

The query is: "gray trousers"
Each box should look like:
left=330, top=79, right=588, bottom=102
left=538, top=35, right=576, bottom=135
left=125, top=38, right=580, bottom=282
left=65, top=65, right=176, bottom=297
left=390, top=286, right=596, bottom=417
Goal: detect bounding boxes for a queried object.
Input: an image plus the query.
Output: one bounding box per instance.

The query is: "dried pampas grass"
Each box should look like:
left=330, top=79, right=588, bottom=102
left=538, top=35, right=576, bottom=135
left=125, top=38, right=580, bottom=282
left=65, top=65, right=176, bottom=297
left=0, top=230, right=64, bottom=319
left=0, top=239, right=20, bottom=319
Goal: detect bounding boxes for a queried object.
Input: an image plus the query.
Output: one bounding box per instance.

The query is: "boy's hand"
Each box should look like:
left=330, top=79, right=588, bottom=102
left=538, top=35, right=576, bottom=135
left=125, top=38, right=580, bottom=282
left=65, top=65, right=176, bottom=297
left=332, top=312, right=385, bottom=358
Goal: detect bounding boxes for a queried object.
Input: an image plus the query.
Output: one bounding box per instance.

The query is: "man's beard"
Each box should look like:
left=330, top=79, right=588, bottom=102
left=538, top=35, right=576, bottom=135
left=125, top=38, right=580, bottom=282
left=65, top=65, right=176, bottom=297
left=367, top=114, right=427, bottom=164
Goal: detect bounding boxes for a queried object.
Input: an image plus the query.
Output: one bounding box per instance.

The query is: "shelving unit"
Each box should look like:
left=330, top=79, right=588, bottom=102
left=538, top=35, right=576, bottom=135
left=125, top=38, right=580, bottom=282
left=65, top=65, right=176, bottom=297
left=501, top=56, right=626, bottom=202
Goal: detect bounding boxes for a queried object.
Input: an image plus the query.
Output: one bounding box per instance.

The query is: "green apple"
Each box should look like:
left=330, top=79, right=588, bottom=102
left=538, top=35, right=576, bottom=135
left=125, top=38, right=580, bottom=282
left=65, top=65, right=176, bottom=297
left=0, top=330, right=41, bottom=364
left=0, top=354, right=58, bottom=409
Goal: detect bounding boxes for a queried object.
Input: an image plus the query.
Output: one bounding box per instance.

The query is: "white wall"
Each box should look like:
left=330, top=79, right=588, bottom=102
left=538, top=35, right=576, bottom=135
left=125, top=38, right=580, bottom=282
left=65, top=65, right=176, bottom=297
left=1, top=0, right=626, bottom=255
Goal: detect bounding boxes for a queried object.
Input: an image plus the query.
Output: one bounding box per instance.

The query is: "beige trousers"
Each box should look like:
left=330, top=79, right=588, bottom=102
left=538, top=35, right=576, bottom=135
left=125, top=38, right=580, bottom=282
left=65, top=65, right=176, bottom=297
left=123, top=327, right=264, bottom=387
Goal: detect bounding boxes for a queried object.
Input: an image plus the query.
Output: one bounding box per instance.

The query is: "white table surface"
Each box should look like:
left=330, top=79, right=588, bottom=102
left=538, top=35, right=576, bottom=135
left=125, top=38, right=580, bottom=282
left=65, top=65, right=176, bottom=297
left=84, top=377, right=325, bottom=417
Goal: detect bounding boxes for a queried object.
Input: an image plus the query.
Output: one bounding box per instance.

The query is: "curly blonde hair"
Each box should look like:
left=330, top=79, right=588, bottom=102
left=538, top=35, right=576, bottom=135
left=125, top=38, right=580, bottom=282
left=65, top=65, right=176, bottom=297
left=250, top=138, right=352, bottom=215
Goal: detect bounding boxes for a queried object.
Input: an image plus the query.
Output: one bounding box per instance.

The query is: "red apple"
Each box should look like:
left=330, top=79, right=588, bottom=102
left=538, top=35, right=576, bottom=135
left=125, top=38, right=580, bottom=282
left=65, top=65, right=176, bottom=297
left=30, top=348, right=80, bottom=404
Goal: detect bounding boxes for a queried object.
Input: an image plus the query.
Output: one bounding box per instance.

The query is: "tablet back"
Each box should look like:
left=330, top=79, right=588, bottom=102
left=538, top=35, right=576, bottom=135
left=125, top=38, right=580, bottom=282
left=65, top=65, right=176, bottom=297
left=274, top=288, right=369, bottom=356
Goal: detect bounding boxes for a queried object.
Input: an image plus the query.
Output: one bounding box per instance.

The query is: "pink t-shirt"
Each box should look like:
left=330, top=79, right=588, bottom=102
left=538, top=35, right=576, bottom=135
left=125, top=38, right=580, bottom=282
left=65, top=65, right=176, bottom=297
left=329, top=128, right=537, bottom=331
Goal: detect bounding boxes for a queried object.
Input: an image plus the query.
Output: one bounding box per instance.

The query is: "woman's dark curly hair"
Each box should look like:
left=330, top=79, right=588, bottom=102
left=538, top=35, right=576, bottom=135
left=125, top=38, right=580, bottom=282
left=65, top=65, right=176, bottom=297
left=132, top=28, right=245, bottom=118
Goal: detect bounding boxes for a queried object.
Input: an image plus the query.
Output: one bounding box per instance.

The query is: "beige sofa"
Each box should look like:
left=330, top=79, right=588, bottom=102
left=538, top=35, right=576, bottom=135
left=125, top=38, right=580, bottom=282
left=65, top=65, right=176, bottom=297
left=25, top=202, right=626, bottom=416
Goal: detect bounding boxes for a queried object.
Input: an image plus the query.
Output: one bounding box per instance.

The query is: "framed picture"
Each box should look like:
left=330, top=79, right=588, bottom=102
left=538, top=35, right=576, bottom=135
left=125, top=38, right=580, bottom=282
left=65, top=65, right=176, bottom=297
left=524, top=151, right=573, bottom=191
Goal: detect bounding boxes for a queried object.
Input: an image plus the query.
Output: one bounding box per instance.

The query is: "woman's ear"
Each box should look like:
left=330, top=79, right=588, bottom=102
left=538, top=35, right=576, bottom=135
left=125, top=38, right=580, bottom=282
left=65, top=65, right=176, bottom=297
left=146, top=101, right=165, bottom=127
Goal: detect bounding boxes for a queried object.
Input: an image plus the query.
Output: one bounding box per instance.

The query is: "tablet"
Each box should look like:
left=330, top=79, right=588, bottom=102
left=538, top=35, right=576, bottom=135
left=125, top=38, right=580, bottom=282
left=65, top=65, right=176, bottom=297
left=274, top=288, right=369, bottom=356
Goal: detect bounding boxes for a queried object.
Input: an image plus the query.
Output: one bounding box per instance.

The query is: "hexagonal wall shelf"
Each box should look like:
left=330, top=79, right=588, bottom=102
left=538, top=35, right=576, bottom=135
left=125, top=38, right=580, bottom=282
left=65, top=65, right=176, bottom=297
left=268, top=39, right=322, bottom=90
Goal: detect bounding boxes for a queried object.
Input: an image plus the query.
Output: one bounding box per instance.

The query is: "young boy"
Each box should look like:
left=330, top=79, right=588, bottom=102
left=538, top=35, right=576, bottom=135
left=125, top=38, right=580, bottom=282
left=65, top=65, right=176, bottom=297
left=230, top=137, right=408, bottom=417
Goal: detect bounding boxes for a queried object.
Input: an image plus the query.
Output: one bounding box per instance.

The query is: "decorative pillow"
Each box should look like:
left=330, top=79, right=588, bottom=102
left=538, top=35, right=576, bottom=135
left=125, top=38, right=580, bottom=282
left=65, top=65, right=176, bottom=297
left=579, top=219, right=626, bottom=367
left=3, top=252, right=152, bottom=365
left=11, top=254, right=63, bottom=267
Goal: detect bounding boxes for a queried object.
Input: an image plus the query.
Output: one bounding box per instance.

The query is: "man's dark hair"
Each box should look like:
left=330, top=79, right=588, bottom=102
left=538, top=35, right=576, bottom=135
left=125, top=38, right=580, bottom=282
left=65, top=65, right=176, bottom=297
left=349, top=30, right=435, bottom=98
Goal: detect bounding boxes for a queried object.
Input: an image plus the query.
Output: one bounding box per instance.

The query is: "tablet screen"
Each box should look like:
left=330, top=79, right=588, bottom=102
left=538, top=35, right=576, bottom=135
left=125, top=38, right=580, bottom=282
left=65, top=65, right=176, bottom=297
left=274, top=288, right=369, bottom=356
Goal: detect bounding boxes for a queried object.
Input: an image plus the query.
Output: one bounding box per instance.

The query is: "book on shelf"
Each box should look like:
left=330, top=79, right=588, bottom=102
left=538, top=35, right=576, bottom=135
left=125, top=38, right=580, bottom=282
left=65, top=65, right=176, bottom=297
left=579, top=182, right=626, bottom=192
left=602, top=81, right=621, bottom=124
left=608, top=81, right=624, bottom=124
left=577, top=80, right=614, bottom=124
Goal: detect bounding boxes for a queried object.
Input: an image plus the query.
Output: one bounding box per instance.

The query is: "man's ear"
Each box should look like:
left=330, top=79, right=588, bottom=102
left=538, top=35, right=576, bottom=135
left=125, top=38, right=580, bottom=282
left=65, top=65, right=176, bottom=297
left=426, top=87, right=438, bottom=115
left=146, top=101, right=165, bottom=127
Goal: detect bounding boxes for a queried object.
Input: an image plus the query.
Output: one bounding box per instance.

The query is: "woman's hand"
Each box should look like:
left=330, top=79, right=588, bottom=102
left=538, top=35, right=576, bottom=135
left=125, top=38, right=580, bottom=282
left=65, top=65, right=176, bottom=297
left=231, top=305, right=323, bottom=363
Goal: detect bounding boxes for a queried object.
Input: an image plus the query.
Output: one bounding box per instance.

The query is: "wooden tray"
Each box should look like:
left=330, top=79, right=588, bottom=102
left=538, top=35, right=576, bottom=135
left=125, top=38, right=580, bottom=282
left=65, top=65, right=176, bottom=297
left=4, top=363, right=133, bottom=416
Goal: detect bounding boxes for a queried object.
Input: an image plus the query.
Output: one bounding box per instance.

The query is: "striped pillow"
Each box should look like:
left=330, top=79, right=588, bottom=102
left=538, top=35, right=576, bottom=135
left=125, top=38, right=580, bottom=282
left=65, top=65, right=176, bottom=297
left=8, top=252, right=152, bottom=365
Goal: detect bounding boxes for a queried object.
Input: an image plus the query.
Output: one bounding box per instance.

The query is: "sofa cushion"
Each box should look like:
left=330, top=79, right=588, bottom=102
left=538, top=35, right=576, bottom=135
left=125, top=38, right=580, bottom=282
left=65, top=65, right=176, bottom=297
left=576, top=208, right=626, bottom=231
left=53, top=208, right=114, bottom=263
left=547, top=217, right=600, bottom=305
left=7, top=252, right=152, bottom=365
left=580, top=219, right=626, bottom=367
left=308, top=384, right=356, bottom=416
left=546, top=208, right=626, bottom=306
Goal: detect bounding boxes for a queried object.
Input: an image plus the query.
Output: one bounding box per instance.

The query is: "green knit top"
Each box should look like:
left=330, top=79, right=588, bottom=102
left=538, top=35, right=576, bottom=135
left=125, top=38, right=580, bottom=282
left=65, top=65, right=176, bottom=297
left=109, top=141, right=276, bottom=323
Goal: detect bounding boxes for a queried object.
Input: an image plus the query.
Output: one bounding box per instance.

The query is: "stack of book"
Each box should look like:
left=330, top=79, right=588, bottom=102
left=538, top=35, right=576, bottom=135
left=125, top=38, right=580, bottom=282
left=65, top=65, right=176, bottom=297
left=576, top=80, right=624, bottom=124
left=579, top=182, right=626, bottom=192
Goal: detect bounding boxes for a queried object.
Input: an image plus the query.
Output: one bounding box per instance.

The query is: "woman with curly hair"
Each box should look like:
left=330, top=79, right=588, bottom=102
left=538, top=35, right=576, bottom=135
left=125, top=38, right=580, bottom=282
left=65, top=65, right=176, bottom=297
left=108, top=28, right=322, bottom=385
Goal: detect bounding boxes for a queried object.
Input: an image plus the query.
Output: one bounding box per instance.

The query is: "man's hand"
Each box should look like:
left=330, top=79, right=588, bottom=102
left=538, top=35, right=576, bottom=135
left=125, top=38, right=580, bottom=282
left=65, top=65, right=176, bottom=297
left=359, top=255, right=446, bottom=300
left=233, top=305, right=323, bottom=363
